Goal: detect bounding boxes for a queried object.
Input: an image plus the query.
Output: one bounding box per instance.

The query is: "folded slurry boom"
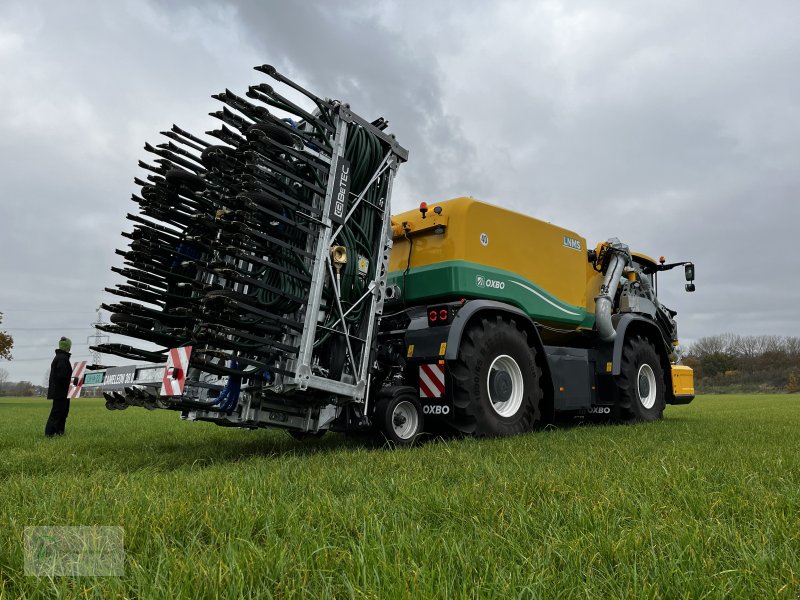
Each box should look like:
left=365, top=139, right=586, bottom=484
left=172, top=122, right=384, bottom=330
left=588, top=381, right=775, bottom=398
left=93, top=65, right=408, bottom=424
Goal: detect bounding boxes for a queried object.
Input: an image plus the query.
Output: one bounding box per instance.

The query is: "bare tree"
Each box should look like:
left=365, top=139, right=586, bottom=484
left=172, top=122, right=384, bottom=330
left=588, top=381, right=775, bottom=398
left=785, top=337, right=800, bottom=356
left=689, top=335, right=728, bottom=356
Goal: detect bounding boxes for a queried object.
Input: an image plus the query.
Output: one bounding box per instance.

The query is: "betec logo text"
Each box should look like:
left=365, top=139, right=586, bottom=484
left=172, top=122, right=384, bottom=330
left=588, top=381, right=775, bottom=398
left=334, top=165, right=349, bottom=220
left=476, top=275, right=505, bottom=289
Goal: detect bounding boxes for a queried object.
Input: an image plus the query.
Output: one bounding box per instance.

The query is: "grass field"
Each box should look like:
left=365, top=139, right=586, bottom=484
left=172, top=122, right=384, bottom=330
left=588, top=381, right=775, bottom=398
left=1, top=395, right=799, bottom=599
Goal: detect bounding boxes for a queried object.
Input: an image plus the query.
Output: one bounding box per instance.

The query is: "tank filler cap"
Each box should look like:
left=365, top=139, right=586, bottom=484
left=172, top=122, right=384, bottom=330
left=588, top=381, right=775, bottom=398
left=419, top=202, right=428, bottom=219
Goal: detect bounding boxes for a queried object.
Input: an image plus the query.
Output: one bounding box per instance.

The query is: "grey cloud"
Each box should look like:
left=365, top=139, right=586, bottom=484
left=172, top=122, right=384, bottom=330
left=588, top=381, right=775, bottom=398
left=181, top=0, right=485, bottom=204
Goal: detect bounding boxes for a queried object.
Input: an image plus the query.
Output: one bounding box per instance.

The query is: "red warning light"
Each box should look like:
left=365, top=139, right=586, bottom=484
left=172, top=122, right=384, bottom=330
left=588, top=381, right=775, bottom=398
left=419, top=202, right=429, bottom=218
left=428, top=304, right=452, bottom=326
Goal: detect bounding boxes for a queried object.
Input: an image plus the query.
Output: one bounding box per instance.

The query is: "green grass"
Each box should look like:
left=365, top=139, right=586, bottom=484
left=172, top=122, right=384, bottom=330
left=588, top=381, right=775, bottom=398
left=1, top=395, right=799, bottom=599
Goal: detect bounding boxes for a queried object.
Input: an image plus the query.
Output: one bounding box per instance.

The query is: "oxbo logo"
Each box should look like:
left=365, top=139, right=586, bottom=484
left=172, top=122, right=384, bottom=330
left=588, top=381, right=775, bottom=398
left=476, top=275, right=505, bottom=289
left=423, top=405, right=450, bottom=415
left=587, top=406, right=611, bottom=414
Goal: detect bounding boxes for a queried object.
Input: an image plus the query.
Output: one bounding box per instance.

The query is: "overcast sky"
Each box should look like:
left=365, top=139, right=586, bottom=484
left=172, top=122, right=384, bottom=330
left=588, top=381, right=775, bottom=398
left=1, top=0, right=798, bottom=383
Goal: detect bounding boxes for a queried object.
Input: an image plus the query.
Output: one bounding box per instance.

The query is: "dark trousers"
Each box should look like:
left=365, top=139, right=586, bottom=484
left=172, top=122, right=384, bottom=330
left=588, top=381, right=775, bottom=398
left=45, top=397, right=70, bottom=437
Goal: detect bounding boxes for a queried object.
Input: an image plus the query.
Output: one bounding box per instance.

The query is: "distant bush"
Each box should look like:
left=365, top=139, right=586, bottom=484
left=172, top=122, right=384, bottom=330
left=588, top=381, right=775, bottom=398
left=788, top=372, right=799, bottom=394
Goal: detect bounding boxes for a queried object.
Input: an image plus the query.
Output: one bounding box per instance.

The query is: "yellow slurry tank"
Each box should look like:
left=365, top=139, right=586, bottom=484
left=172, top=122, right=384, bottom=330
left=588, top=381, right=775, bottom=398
left=388, top=197, right=596, bottom=328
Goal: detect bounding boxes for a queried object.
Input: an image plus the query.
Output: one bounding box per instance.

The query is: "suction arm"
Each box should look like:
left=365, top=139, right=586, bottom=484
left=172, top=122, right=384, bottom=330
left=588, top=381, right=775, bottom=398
left=593, top=238, right=631, bottom=342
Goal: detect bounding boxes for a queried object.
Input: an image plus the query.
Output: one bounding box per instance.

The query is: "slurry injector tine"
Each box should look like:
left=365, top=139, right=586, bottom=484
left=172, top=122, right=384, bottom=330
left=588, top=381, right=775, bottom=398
left=254, top=64, right=333, bottom=121
left=160, top=130, right=206, bottom=152
left=170, top=125, right=211, bottom=148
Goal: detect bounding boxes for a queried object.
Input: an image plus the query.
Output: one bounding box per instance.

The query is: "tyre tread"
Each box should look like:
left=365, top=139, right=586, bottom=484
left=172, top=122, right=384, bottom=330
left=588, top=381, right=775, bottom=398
left=616, top=334, right=665, bottom=423
left=449, top=316, right=542, bottom=437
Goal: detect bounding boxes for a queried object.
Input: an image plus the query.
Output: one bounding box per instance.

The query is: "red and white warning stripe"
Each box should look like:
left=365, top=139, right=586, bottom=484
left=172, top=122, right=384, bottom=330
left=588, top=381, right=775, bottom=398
left=160, top=346, right=192, bottom=396
left=419, top=363, right=445, bottom=398
left=67, top=361, right=87, bottom=399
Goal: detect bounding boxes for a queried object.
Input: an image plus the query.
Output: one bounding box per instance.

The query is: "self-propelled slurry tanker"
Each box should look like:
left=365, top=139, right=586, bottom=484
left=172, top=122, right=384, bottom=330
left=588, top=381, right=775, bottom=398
left=76, top=65, right=695, bottom=444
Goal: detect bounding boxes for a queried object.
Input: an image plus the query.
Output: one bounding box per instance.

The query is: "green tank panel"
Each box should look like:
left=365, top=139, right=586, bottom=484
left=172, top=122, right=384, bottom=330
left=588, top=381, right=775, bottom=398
left=387, top=260, right=595, bottom=328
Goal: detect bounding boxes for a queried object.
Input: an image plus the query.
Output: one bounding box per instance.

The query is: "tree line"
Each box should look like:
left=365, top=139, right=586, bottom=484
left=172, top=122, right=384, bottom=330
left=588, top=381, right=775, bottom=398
left=0, top=378, right=43, bottom=397
left=2, top=331, right=798, bottom=396
left=682, top=334, right=800, bottom=393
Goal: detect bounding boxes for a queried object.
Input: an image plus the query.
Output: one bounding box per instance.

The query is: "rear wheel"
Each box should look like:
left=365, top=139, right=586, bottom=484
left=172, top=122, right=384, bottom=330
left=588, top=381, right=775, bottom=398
left=616, top=335, right=665, bottom=422
left=373, top=386, right=424, bottom=446
left=449, top=316, right=542, bottom=436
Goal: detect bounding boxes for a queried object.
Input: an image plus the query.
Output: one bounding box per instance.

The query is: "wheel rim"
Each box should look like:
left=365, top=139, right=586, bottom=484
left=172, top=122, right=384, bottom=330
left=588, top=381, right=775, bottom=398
left=637, top=363, right=657, bottom=409
left=487, top=355, right=524, bottom=417
left=391, top=400, right=419, bottom=440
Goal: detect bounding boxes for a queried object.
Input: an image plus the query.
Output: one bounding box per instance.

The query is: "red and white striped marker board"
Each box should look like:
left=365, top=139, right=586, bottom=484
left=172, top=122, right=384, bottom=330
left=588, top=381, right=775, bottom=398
left=160, top=346, right=192, bottom=396
left=67, top=361, right=87, bottom=398
left=419, top=363, right=445, bottom=398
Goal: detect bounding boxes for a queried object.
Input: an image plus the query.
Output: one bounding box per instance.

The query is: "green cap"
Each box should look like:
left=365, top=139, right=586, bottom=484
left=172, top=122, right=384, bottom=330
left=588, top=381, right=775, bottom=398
left=58, top=337, right=72, bottom=353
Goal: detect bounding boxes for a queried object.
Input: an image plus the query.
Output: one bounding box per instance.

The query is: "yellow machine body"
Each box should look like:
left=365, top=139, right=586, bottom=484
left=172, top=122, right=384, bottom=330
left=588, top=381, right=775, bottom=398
left=388, top=197, right=596, bottom=327
left=387, top=196, right=694, bottom=404
left=671, top=365, right=695, bottom=402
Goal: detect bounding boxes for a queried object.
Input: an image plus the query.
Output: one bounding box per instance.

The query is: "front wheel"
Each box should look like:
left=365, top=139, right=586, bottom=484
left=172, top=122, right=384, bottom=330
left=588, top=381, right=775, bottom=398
left=616, top=335, right=666, bottom=422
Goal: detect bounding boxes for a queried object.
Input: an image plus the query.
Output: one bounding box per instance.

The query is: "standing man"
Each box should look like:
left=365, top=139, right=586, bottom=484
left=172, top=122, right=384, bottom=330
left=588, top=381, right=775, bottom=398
left=45, top=336, right=73, bottom=437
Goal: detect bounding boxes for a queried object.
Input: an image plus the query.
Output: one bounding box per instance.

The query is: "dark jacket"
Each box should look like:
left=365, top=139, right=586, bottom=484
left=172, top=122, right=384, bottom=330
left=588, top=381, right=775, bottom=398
left=47, top=349, right=72, bottom=399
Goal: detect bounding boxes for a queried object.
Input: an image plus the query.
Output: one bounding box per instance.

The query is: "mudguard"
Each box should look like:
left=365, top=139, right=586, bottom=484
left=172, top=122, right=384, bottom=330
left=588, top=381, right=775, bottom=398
left=610, top=313, right=671, bottom=376
left=402, top=300, right=549, bottom=370
left=442, top=300, right=545, bottom=360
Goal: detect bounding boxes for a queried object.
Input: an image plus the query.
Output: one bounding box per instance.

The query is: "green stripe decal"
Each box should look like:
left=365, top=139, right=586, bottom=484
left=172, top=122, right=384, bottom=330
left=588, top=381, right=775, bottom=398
left=387, top=260, right=595, bottom=327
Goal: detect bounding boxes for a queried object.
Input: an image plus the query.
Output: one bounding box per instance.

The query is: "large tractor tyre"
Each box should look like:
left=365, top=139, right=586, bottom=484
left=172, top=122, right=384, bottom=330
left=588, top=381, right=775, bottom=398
left=449, top=316, right=542, bottom=437
left=373, top=387, right=425, bottom=447
left=616, top=335, right=666, bottom=423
